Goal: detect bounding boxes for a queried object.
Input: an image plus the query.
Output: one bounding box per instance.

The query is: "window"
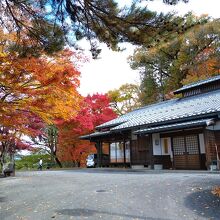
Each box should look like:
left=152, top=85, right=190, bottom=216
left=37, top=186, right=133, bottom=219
left=173, top=137, right=185, bottom=155
left=110, top=141, right=130, bottom=163
left=125, top=141, right=130, bottom=163
left=102, top=143, right=109, bottom=155
left=110, top=143, right=117, bottom=163
left=116, top=142, right=124, bottom=163
left=185, top=135, right=199, bottom=155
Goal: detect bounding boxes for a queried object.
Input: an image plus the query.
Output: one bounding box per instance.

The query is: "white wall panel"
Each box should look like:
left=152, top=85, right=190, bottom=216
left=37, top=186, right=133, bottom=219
left=152, top=133, right=162, bottom=155
left=199, top=133, right=206, bottom=154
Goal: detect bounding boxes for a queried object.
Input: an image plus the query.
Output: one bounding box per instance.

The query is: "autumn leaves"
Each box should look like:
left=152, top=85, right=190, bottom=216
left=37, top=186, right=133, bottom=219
left=0, top=29, right=117, bottom=168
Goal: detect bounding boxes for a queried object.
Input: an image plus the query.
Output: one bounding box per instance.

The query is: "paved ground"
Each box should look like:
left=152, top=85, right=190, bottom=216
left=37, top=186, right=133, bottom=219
left=0, top=169, right=220, bottom=220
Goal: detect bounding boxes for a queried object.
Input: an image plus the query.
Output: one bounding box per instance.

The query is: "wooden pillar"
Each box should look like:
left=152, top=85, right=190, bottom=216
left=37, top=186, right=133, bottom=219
left=204, top=129, right=217, bottom=169
left=96, top=141, right=102, bottom=168
left=123, top=139, right=126, bottom=167
left=149, top=134, right=154, bottom=169
left=214, top=131, right=220, bottom=154
left=130, top=140, right=133, bottom=166
left=214, top=131, right=220, bottom=170
left=170, top=137, right=175, bottom=169
left=100, top=141, right=103, bottom=167
left=109, top=142, right=111, bottom=166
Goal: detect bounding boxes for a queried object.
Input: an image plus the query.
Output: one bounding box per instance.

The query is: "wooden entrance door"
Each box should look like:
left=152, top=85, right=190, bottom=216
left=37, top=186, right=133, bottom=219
left=131, top=136, right=151, bottom=165
left=172, top=135, right=201, bottom=169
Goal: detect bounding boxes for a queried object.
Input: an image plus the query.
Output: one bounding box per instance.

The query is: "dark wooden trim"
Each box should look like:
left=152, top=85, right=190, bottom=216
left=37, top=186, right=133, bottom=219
left=130, top=140, right=133, bottom=165
left=123, top=139, right=126, bottom=167
left=197, top=134, right=202, bottom=169
left=184, top=135, right=187, bottom=155
left=161, top=129, right=203, bottom=138
left=100, top=142, right=102, bottom=167
left=129, top=140, right=132, bottom=166
left=153, top=155, right=172, bottom=169
left=96, top=142, right=101, bottom=167
left=149, top=134, right=154, bottom=169
left=109, top=142, right=111, bottom=164
left=100, top=141, right=102, bottom=167
left=172, top=134, right=201, bottom=169
left=171, top=137, right=175, bottom=169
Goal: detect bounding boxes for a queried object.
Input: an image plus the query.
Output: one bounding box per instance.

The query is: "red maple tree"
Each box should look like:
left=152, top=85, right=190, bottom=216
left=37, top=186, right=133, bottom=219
left=56, top=94, right=117, bottom=166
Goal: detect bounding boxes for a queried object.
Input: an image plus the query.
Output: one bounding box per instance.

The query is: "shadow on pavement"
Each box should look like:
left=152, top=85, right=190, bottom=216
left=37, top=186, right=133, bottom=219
left=0, top=196, right=7, bottom=203
left=56, top=208, right=170, bottom=220
left=184, top=189, right=220, bottom=220
left=63, top=168, right=220, bottom=175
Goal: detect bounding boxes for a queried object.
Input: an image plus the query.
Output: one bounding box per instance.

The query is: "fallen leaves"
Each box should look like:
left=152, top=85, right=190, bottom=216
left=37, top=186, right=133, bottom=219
left=211, top=186, right=220, bottom=197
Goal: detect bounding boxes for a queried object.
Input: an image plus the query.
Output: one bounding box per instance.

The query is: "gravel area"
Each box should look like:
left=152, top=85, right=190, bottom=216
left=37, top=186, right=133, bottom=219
left=0, top=169, right=220, bottom=220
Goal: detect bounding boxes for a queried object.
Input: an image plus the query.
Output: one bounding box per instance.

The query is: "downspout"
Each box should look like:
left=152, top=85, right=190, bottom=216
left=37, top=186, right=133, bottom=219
left=215, top=144, right=220, bottom=170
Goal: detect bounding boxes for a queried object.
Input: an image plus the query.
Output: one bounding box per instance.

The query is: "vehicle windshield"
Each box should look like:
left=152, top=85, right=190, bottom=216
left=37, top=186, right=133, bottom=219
left=87, top=154, right=94, bottom=160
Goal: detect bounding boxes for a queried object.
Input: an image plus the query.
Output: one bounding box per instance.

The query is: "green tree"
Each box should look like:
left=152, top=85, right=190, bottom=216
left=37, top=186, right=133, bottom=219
left=139, top=71, right=160, bottom=105
left=0, top=0, right=193, bottom=57
left=9, top=21, right=66, bottom=57
left=33, top=125, right=63, bottom=168
left=129, top=15, right=220, bottom=104
left=108, top=83, right=141, bottom=115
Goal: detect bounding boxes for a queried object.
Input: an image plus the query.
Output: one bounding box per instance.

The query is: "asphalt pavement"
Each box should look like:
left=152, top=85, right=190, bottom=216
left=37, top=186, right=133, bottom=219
left=0, top=169, right=220, bottom=220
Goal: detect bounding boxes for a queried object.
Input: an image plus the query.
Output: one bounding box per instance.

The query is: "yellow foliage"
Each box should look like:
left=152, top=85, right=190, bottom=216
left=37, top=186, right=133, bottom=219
left=0, top=44, right=82, bottom=136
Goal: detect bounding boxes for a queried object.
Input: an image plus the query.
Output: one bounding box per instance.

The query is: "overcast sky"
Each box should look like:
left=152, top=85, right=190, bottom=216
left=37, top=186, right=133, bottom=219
left=78, top=0, right=220, bottom=96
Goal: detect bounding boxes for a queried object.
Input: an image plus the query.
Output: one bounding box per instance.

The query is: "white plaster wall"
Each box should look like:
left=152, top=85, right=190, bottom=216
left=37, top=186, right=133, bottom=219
left=152, top=133, right=172, bottom=158
left=207, top=120, right=220, bottom=131
left=199, top=133, right=206, bottom=154
left=152, top=133, right=162, bottom=155
left=153, top=133, right=205, bottom=158
left=131, top=131, right=137, bottom=140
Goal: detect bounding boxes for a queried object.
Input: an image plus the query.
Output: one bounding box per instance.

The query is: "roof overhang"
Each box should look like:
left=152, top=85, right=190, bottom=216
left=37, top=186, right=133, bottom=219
left=173, top=75, right=220, bottom=95
left=134, top=118, right=215, bottom=135
left=95, top=121, right=125, bottom=130
left=80, top=131, right=111, bottom=140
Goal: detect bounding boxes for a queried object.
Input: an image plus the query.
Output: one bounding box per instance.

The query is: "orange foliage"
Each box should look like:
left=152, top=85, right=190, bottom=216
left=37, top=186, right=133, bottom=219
left=0, top=49, right=81, bottom=141
left=212, top=186, right=220, bottom=197
left=59, top=141, right=96, bottom=167
left=182, top=48, right=220, bottom=85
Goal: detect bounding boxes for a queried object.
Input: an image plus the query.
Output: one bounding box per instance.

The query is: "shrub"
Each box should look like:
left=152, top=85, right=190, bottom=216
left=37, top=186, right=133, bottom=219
left=15, top=154, right=51, bottom=170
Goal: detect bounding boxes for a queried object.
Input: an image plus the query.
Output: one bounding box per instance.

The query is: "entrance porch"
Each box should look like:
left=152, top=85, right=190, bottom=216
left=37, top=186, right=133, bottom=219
left=95, top=128, right=220, bottom=170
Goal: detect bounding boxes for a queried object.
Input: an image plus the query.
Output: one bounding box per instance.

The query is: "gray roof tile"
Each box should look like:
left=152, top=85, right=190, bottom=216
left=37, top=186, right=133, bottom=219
left=134, top=119, right=214, bottom=134
left=97, top=89, right=220, bottom=131
left=174, top=75, right=220, bottom=94
left=96, top=99, right=175, bottom=129
left=80, top=131, right=111, bottom=139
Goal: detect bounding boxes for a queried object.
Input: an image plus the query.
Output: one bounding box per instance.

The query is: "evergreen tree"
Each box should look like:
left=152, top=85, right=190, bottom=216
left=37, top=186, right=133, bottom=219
left=0, top=0, right=192, bottom=56
left=139, top=71, right=159, bottom=105
left=129, top=15, right=220, bottom=104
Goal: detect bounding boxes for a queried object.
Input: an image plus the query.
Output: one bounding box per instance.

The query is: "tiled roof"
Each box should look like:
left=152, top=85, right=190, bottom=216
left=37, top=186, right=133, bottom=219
left=97, top=89, right=220, bottom=131
left=174, top=75, right=220, bottom=94
left=134, top=119, right=215, bottom=134
left=80, top=131, right=111, bottom=139
left=96, top=99, right=174, bottom=129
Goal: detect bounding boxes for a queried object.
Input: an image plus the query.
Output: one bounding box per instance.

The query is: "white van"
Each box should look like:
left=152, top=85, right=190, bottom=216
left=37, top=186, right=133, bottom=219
left=86, top=154, right=109, bottom=168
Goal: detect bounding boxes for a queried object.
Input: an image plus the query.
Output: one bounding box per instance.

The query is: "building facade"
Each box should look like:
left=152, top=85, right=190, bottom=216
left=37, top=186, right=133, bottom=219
left=81, top=76, right=220, bottom=170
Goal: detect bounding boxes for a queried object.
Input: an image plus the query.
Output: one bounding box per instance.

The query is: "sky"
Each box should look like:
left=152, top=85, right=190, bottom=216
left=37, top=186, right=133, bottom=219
left=78, top=0, right=220, bottom=96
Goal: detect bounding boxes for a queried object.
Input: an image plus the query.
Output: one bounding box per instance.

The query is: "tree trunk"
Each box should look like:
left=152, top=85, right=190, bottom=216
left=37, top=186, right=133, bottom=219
left=55, top=156, right=62, bottom=168
left=53, top=148, right=62, bottom=168
left=0, top=157, right=3, bottom=175
left=0, top=144, right=6, bottom=175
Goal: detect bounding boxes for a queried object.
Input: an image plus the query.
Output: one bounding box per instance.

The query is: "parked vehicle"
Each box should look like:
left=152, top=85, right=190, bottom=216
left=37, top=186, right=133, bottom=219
left=86, top=154, right=109, bottom=168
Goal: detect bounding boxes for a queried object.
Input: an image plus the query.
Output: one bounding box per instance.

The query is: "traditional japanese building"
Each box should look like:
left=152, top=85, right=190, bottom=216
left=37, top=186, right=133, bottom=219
left=81, top=75, right=220, bottom=170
